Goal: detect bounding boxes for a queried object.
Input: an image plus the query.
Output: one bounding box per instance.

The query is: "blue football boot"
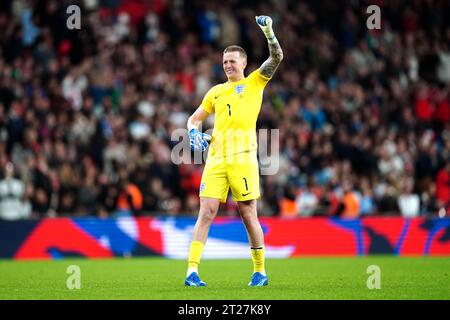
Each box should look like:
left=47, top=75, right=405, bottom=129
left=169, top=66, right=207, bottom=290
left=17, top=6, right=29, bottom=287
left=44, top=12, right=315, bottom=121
left=185, top=272, right=206, bottom=287
left=248, top=272, right=268, bottom=286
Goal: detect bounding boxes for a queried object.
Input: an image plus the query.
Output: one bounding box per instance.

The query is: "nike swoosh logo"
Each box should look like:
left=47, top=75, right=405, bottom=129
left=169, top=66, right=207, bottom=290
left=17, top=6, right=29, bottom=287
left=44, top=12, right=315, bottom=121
left=242, top=192, right=251, bottom=197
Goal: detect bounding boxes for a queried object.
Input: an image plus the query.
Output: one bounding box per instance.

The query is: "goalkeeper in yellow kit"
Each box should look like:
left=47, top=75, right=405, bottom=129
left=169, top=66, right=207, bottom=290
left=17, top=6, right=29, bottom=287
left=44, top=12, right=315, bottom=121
left=185, top=15, right=283, bottom=286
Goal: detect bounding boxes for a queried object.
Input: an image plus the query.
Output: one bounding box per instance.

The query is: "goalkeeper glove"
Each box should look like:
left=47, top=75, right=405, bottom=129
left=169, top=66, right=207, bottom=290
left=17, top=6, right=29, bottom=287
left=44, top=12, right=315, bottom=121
left=255, top=15, right=276, bottom=43
left=189, top=128, right=211, bottom=152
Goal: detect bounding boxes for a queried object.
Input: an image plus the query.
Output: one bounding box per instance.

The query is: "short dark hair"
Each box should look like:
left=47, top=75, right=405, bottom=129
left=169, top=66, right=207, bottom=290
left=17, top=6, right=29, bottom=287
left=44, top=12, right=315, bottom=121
left=223, top=45, right=247, bottom=59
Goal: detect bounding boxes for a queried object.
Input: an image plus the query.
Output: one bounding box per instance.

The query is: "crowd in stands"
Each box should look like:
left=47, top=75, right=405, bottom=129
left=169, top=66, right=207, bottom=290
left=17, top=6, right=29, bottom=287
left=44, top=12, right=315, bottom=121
left=0, top=0, right=449, bottom=220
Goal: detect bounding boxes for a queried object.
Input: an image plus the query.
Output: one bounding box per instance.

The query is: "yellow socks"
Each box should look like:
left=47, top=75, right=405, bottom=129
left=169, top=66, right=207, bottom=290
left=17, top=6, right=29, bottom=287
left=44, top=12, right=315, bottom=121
left=187, top=240, right=205, bottom=276
left=251, top=246, right=266, bottom=275
left=187, top=242, right=266, bottom=277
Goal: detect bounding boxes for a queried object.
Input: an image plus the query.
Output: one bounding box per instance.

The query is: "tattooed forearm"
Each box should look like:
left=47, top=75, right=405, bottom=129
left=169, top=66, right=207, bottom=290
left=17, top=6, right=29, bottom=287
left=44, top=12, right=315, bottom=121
left=259, top=40, right=284, bottom=78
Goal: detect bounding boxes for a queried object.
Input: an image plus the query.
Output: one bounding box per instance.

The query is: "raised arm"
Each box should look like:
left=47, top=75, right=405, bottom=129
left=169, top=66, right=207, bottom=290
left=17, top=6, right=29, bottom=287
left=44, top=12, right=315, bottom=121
left=256, top=15, right=284, bottom=78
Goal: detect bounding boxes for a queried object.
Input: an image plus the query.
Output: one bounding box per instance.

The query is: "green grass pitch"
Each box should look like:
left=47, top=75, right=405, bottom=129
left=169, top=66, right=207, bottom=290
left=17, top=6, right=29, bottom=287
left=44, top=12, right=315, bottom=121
left=0, top=257, right=449, bottom=300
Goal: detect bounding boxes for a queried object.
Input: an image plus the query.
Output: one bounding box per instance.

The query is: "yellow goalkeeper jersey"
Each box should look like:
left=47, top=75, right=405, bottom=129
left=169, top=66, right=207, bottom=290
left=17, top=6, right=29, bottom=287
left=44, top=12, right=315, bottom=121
left=200, top=69, right=271, bottom=159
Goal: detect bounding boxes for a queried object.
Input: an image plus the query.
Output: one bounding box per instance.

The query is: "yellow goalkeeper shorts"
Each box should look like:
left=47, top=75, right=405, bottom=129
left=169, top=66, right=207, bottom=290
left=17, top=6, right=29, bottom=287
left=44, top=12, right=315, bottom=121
left=199, top=151, right=260, bottom=203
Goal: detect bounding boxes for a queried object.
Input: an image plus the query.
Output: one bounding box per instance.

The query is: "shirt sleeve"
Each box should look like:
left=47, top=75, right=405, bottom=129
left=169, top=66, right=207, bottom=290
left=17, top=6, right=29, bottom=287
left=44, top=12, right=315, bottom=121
left=200, top=86, right=216, bottom=114
left=252, top=69, right=272, bottom=90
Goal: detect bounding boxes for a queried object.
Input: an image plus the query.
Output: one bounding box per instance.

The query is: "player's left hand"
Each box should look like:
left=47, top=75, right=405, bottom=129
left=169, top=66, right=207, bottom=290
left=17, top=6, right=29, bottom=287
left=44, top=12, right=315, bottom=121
left=255, top=15, right=274, bottom=40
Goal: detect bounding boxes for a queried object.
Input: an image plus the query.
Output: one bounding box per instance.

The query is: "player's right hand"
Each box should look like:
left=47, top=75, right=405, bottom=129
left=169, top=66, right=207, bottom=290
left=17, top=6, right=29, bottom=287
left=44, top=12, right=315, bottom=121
left=189, top=128, right=211, bottom=152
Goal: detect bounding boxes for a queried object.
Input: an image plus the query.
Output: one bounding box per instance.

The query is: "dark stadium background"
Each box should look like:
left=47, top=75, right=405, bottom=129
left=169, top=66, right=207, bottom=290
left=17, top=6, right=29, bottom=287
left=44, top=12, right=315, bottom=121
left=0, top=2, right=449, bottom=304
left=1, top=0, right=449, bottom=220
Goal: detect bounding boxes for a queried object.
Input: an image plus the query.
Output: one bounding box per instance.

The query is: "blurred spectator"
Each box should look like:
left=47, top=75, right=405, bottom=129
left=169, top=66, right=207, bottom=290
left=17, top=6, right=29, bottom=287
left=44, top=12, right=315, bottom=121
left=0, top=162, right=31, bottom=220
left=397, top=177, right=420, bottom=217
left=301, top=98, right=326, bottom=131
left=337, top=180, right=360, bottom=218
left=358, top=178, right=376, bottom=215
left=296, top=178, right=319, bottom=217
left=279, top=186, right=298, bottom=218
left=116, top=178, right=143, bottom=217
left=435, top=163, right=450, bottom=212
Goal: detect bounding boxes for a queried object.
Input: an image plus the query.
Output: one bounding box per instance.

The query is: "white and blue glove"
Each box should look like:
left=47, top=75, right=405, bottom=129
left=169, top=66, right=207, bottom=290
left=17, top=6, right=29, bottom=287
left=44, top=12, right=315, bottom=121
left=255, top=15, right=276, bottom=43
left=189, top=128, right=211, bottom=152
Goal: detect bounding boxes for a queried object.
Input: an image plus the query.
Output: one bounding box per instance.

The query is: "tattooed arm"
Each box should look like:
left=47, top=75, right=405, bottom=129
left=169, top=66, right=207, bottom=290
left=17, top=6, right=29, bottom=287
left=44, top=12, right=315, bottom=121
left=259, top=40, right=284, bottom=78
left=256, top=15, right=284, bottom=78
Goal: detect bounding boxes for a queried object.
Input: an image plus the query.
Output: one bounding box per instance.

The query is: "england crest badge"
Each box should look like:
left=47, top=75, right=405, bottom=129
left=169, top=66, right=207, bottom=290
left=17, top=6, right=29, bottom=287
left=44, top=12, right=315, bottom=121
left=235, top=84, right=245, bottom=95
